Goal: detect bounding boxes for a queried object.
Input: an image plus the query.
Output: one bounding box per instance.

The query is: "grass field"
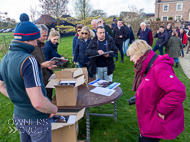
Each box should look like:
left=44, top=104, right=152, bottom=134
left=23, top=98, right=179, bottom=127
left=0, top=36, right=190, bottom=142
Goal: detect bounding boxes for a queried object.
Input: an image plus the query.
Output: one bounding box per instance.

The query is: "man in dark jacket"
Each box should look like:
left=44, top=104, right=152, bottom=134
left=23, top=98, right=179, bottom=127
left=86, top=26, right=117, bottom=81
left=139, top=22, right=153, bottom=46
left=98, top=18, right=113, bottom=37
left=122, top=22, right=131, bottom=55
left=111, top=18, right=117, bottom=28
left=31, top=24, right=56, bottom=100
left=153, top=26, right=169, bottom=55
left=165, top=24, right=172, bottom=40
left=113, top=19, right=127, bottom=63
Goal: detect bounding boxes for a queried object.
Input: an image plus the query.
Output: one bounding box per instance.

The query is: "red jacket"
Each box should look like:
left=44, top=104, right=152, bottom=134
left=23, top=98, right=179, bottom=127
left=180, top=32, right=187, bottom=45
left=136, top=50, right=186, bottom=140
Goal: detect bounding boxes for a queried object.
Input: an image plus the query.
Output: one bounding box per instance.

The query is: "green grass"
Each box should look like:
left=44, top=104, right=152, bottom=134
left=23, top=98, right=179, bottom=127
left=0, top=36, right=190, bottom=142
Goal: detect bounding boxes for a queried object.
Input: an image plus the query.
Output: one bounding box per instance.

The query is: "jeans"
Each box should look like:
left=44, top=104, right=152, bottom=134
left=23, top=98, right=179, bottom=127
left=78, top=62, right=94, bottom=78
left=13, top=115, right=52, bottom=142
left=153, top=45, right=163, bottom=55
left=139, top=134, right=160, bottom=142
left=96, top=67, right=113, bottom=81
left=116, top=44, right=124, bottom=60
left=173, top=58, right=179, bottom=63
left=122, top=39, right=130, bottom=55
left=181, top=49, right=184, bottom=56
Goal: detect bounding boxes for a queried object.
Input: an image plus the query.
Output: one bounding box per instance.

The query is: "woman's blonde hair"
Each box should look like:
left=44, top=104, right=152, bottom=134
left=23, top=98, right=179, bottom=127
left=48, top=28, right=60, bottom=40
left=79, top=26, right=95, bottom=39
left=127, top=40, right=152, bottom=57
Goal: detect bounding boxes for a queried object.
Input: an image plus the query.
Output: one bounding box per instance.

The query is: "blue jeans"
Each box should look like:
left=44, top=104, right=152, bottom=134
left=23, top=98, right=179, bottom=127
left=13, top=115, right=52, bottom=142
left=116, top=44, right=124, bottom=60
left=153, top=45, right=163, bottom=55
left=181, top=50, right=184, bottom=56
left=122, top=39, right=130, bottom=55
left=96, top=67, right=113, bottom=81
left=173, top=58, right=179, bottom=63
left=78, top=62, right=94, bottom=78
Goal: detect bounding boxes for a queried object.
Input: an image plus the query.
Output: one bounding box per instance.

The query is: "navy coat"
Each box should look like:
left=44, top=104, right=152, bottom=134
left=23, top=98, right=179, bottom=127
left=43, top=40, right=62, bottom=61
left=154, top=30, right=168, bottom=47
left=73, top=38, right=91, bottom=65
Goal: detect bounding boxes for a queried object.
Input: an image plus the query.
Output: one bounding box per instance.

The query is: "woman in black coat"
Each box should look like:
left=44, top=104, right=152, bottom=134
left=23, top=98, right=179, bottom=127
left=73, top=26, right=95, bottom=77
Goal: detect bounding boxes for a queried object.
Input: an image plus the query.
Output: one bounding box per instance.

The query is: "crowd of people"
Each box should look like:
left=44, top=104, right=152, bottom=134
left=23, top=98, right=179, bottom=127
left=0, top=12, right=188, bottom=142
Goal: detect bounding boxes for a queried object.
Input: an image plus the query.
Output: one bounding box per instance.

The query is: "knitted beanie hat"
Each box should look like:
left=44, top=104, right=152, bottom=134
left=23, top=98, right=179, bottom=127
left=13, top=13, right=40, bottom=41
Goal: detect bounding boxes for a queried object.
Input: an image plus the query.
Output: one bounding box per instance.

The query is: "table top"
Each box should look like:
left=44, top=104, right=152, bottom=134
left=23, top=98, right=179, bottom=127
left=52, top=84, right=123, bottom=109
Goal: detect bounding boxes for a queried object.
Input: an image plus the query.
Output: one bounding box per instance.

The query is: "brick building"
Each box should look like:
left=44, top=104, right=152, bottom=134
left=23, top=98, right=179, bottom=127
left=155, top=0, right=190, bottom=21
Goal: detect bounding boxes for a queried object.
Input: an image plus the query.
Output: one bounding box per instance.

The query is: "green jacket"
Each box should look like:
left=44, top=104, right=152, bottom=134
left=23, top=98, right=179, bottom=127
left=166, top=36, right=183, bottom=58
left=0, top=40, right=49, bottom=120
left=105, top=25, right=113, bottom=37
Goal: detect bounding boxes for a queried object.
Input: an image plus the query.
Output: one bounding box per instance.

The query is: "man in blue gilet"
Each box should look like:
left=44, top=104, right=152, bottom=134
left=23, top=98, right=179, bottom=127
left=0, top=13, right=57, bottom=142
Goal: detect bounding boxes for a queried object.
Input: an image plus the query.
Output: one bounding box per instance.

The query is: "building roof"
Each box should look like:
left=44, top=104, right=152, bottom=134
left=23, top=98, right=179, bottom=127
left=155, top=0, right=190, bottom=4
left=34, top=15, right=57, bottom=24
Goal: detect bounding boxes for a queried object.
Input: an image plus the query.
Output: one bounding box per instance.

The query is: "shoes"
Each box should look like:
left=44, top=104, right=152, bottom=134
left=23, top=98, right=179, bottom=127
left=120, top=60, right=123, bottom=63
left=114, top=59, right=118, bottom=62
left=175, top=63, right=179, bottom=68
left=182, top=55, right=184, bottom=57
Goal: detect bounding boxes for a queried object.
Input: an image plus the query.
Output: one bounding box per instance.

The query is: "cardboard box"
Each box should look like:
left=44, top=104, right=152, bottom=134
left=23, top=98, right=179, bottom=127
left=46, top=69, right=85, bottom=106
left=63, top=68, right=88, bottom=83
left=52, top=108, right=85, bottom=142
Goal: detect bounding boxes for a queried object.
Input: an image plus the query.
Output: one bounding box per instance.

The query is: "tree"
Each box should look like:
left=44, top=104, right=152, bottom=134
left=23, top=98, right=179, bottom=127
left=39, top=0, right=69, bottom=25
left=57, top=16, right=114, bottom=35
left=122, top=5, right=145, bottom=36
left=74, top=0, right=92, bottom=20
left=28, top=5, right=37, bottom=22
left=90, top=9, right=107, bottom=18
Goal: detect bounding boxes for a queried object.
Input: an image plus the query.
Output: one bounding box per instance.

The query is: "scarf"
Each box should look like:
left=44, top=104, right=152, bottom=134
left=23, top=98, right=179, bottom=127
left=132, top=49, right=151, bottom=91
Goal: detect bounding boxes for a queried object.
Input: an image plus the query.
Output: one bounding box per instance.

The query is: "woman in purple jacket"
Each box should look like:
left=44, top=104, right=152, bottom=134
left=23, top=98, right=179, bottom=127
left=127, top=40, right=186, bottom=142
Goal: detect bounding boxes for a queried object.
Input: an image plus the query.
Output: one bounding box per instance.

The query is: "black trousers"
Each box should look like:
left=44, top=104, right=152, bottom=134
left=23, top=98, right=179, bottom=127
left=115, top=44, right=124, bottom=60
left=139, top=134, right=160, bottom=142
left=46, top=69, right=53, bottom=101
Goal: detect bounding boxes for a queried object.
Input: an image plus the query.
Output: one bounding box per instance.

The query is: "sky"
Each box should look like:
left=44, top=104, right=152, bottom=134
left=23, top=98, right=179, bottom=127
left=0, top=0, right=155, bottom=22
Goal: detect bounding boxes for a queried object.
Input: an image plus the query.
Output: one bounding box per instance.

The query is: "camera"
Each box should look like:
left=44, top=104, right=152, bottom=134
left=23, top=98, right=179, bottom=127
left=127, top=95, right=136, bottom=105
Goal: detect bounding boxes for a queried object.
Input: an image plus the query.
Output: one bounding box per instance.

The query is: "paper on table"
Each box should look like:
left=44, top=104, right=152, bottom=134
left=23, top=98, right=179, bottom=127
left=90, top=87, right=115, bottom=96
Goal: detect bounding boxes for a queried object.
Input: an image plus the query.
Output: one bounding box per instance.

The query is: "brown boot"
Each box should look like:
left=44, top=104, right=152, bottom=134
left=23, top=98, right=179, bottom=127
left=182, top=55, right=184, bottom=57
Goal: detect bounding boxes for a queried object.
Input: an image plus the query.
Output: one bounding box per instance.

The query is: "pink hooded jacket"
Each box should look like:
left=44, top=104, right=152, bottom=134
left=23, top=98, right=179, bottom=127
left=136, top=50, right=186, bottom=140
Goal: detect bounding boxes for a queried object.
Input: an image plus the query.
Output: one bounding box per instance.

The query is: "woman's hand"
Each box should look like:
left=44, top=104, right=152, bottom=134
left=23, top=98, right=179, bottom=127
left=41, top=61, right=57, bottom=69
left=158, top=113, right=165, bottom=120
left=61, top=57, right=65, bottom=59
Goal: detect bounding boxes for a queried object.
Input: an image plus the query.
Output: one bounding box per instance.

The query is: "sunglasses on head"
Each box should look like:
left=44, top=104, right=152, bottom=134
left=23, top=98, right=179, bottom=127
left=81, top=32, right=88, bottom=35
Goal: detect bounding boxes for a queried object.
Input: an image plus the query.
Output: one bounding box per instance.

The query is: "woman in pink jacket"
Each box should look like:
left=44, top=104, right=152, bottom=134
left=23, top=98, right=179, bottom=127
left=127, top=40, right=186, bottom=142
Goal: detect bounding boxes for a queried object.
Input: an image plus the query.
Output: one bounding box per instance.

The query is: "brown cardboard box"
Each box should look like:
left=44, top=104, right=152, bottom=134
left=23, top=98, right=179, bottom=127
left=63, top=68, right=88, bottom=83
left=46, top=69, right=85, bottom=106
left=52, top=108, right=85, bottom=142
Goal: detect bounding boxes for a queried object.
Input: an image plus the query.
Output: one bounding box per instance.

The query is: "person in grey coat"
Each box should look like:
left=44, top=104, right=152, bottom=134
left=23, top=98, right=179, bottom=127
left=166, top=31, right=183, bottom=68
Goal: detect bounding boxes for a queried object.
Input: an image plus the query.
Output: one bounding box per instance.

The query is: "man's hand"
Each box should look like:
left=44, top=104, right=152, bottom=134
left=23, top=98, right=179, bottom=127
left=158, top=113, right=165, bottom=120
left=61, top=57, right=65, bottom=59
left=157, top=30, right=160, bottom=34
left=41, top=61, right=57, bottom=70
left=159, top=45, right=161, bottom=47
left=98, top=50, right=104, bottom=55
left=119, top=35, right=122, bottom=38
left=49, top=107, right=58, bottom=118
left=104, top=54, right=109, bottom=58
left=138, top=36, right=140, bottom=38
